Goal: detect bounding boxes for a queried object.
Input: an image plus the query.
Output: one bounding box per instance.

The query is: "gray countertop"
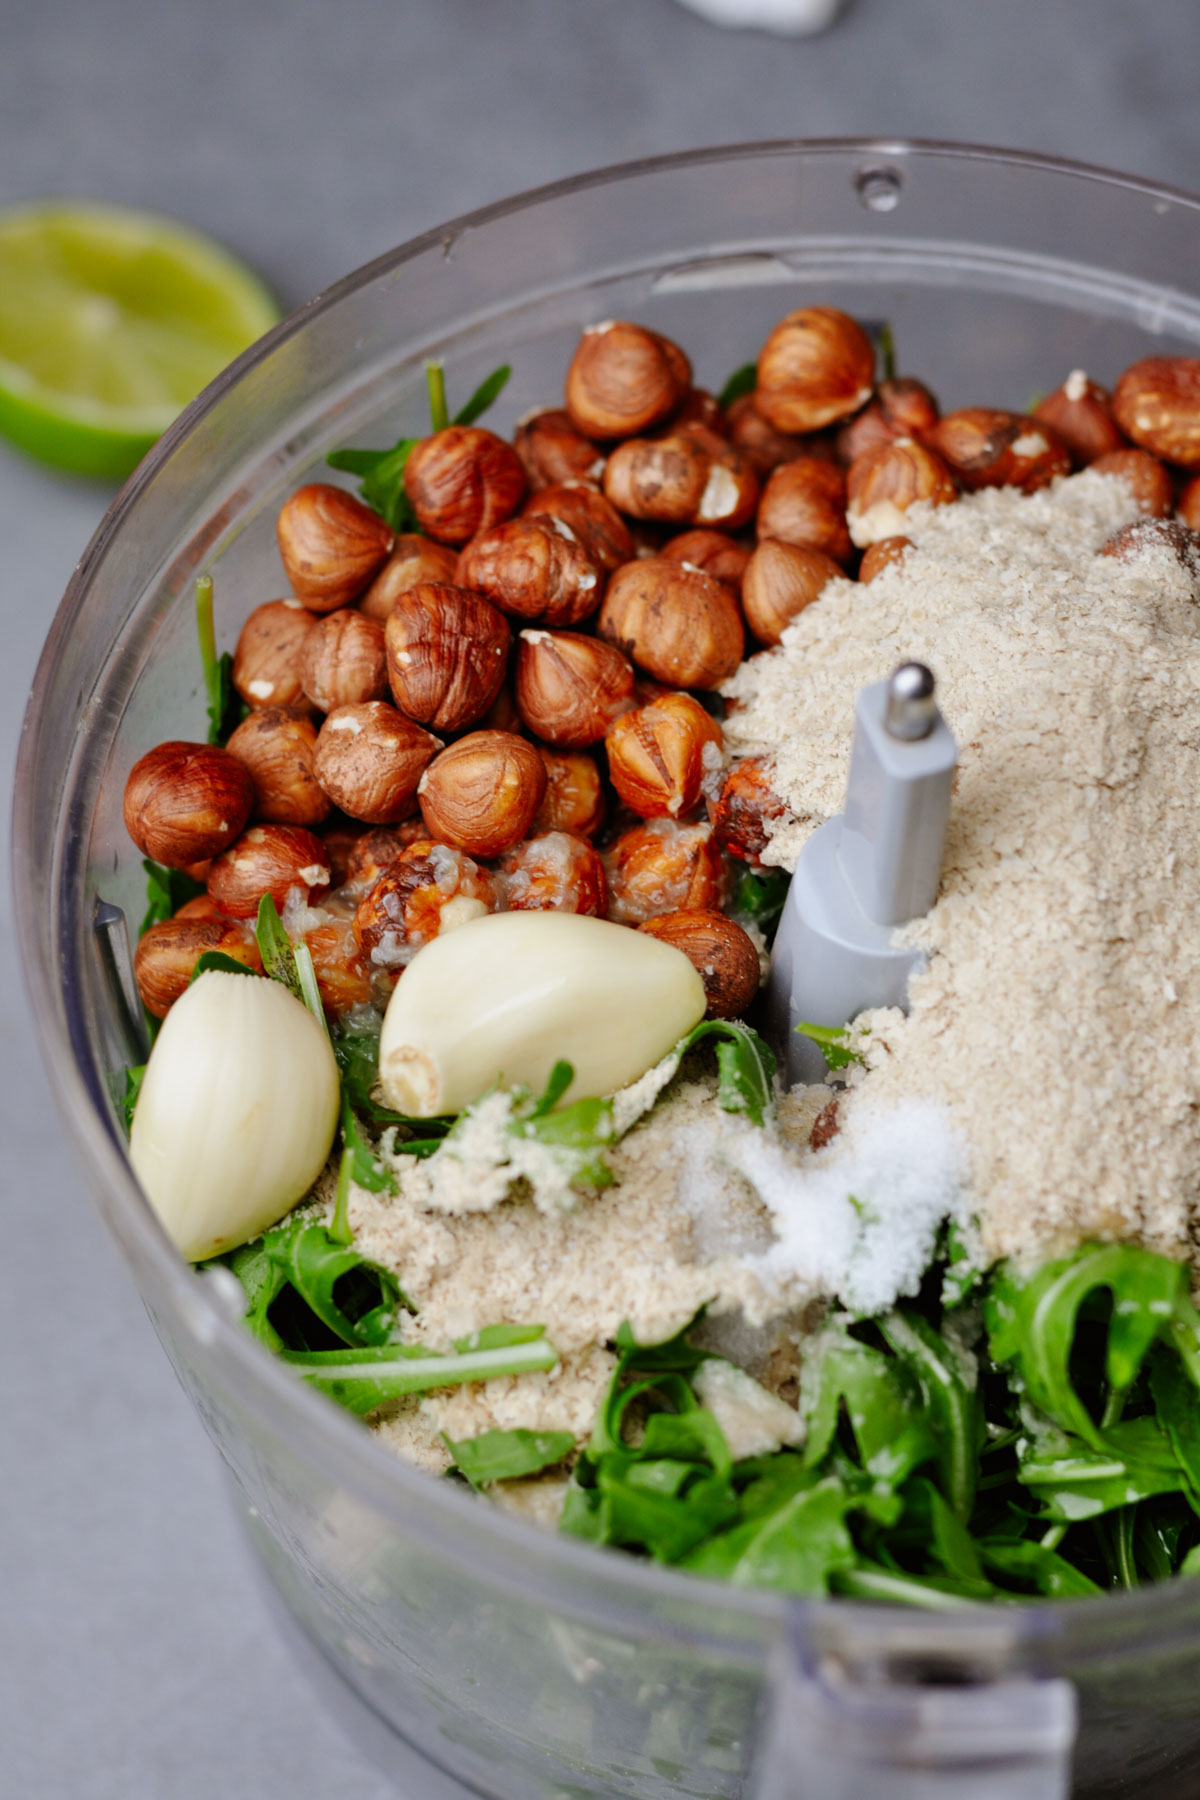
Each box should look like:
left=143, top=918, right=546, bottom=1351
left=5, top=2, right=1200, bottom=1793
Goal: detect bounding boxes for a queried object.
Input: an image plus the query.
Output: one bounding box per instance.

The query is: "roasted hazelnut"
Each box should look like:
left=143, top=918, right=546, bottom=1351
left=1090, top=448, right=1174, bottom=518
left=605, top=692, right=722, bottom=820
left=603, top=434, right=759, bottom=532
left=300, top=610, right=388, bottom=711
left=564, top=320, right=691, bottom=440
left=312, top=702, right=440, bottom=824
left=756, top=457, right=853, bottom=564
left=384, top=583, right=510, bottom=731
left=926, top=410, right=1071, bottom=492
left=277, top=484, right=394, bottom=612
left=725, top=393, right=812, bottom=475
left=667, top=388, right=728, bottom=436
left=638, top=909, right=760, bottom=1020
left=303, top=919, right=373, bottom=1014
left=810, top=1096, right=841, bottom=1150
left=342, top=819, right=431, bottom=891
left=835, top=377, right=940, bottom=464
left=134, top=914, right=263, bottom=1018
left=755, top=307, right=876, bottom=434
left=404, top=426, right=528, bottom=545
left=524, top=481, right=635, bottom=572
left=481, top=680, right=524, bottom=735
left=457, top=515, right=604, bottom=627
left=598, top=558, right=744, bottom=690
left=1033, top=372, right=1125, bottom=467
left=514, top=407, right=608, bottom=489
left=207, top=824, right=331, bottom=919
left=741, top=540, right=842, bottom=646
left=845, top=438, right=958, bottom=546
left=124, top=741, right=255, bottom=867
left=319, top=821, right=369, bottom=889
left=1100, top=517, right=1200, bottom=570
left=233, top=599, right=317, bottom=712
left=662, top=528, right=752, bottom=590
left=707, top=756, right=787, bottom=862
left=359, top=534, right=460, bottom=623
left=173, top=893, right=222, bottom=920
left=418, top=730, right=548, bottom=858
left=859, top=536, right=913, bottom=583
left=353, top=840, right=496, bottom=970
left=225, top=708, right=330, bottom=827
left=532, top=747, right=605, bottom=838
left=499, top=832, right=608, bottom=916
left=1179, top=475, right=1200, bottom=531
left=515, top=629, right=636, bottom=747
left=1112, top=357, right=1200, bottom=466
left=604, top=818, right=726, bottom=924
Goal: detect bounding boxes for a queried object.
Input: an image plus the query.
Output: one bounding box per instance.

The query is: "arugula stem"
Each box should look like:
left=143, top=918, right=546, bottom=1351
left=426, top=361, right=449, bottom=432
left=330, top=1146, right=354, bottom=1247
left=1040, top=1523, right=1067, bottom=1552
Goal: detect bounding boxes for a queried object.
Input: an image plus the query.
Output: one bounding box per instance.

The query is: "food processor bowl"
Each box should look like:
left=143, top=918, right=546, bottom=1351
left=16, top=141, right=1200, bottom=1800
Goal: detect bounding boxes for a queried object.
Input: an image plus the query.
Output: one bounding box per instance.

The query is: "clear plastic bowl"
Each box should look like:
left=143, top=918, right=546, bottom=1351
left=16, top=140, right=1200, bottom=1800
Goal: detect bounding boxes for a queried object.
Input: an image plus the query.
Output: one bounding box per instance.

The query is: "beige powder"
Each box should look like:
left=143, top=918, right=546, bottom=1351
left=724, top=470, right=1200, bottom=1267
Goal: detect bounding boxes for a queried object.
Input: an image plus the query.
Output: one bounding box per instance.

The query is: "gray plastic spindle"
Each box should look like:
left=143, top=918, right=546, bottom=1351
left=767, top=663, right=957, bottom=1085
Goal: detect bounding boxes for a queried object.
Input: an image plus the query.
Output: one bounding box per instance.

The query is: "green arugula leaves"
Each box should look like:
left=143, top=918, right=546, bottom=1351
left=444, top=1426, right=575, bottom=1489
left=717, top=362, right=757, bottom=409
left=730, top=865, right=790, bottom=944
left=227, top=1212, right=411, bottom=1355
left=195, top=574, right=244, bottom=745
left=793, top=1020, right=865, bottom=1071
left=282, top=1326, right=558, bottom=1416
left=677, top=1020, right=776, bottom=1126
left=138, top=858, right=204, bottom=939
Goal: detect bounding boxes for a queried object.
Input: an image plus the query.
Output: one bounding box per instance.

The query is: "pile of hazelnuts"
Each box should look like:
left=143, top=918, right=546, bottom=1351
left=123, top=306, right=1200, bottom=1036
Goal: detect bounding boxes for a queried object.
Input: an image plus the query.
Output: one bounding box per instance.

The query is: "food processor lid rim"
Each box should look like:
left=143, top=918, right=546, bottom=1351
left=16, top=135, right=1200, bottom=1658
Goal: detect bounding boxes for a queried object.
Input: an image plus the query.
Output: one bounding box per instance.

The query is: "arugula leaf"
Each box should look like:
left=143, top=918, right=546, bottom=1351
left=879, top=1309, right=980, bottom=1520
left=453, top=363, right=512, bottom=426
left=331, top=1016, right=454, bottom=1144
left=327, top=439, right=419, bottom=533
left=138, top=858, right=205, bottom=938
left=282, top=1329, right=559, bottom=1415
left=794, top=1020, right=865, bottom=1071
left=510, top=1076, right=617, bottom=1190
left=874, top=321, right=896, bottom=384
left=195, top=574, right=244, bottom=745
left=189, top=950, right=258, bottom=984
left=940, top=1218, right=985, bottom=1308
left=426, top=360, right=449, bottom=432
left=802, top=1326, right=937, bottom=1488
left=253, top=895, right=327, bottom=1032
left=224, top=1216, right=410, bottom=1354
left=443, top=1426, right=574, bottom=1488
left=682, top=1476, right=859, bottom=1594
left=678, top=1020, right=776, bottom=1125
left=717, top=362, right=757, bottom=409
left=730, top=865, right=789, bottom=943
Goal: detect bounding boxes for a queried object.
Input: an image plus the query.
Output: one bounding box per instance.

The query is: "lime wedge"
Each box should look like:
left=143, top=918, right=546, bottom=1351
left=0, top=201, right=280, bottom=479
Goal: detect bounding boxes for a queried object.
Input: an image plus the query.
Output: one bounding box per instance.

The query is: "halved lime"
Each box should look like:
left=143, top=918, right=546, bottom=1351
left=0, top=201, right=280, bottom=479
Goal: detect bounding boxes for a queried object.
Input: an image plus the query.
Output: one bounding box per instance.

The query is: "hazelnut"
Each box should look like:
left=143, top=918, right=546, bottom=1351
left=319, top=821, right=369, bottom=890
left=1033, top=372, right=1125, bottom=467
left=303, top=919, right=372, bottom=1015
left=1112, top=357, right=1200, bottom=467
left=755, top=307, right=876, bottom=434
left=756, top=457, right=853, bottom=564
left=233, top=599, right=317, bottom=712
left=173, top=893, right=222, bottom=920
left=342, top=820, right=431, bottom=891
left=707, top=756, right=787, bottom=862
left=859, top=536, right=913, bottom=583
left=384, top=583, right=511, bottom=731
left=1100, top=517, right=1200, bottom=570
left=524, top=481, right=635, bottom=572
left=134, top=914, right=263, bottom=1018
left=300, top=611, right=388, bottom=711
left=532, top=747, right=605, bottom=839
left=845, top=439, right=958, bottom=547
left=666, top=388, right=728, bottom=436
left=312, top=702, right=440, bottom=823
left=638, top=909, right=760, bottom=1020
left=564, top=320, right=691, bottom=441
left=810, top=1096, right=841, bottom=1150
left=605, top=692, right=722, bottom=820
left=662, top=528, right=751, bottom=590
left=741, top=540, right=841, bottom=646
left=1090, top=448, right=1173, bottom=518
left=404, top=426, right=528, bottom=545
left=418, top=730, right=548, bottom=858
left=225, top=708, right=331, bottom=827
left=598, top=558, right=744, bottom=690
left=514, top=407, right=607, bottom=489
left=457, top=515, right=604, bottom=627
left=604, top=818, right=727, bottom=924
left=603, top=434, right=759, bottom=532
left=277, top=484, right=394, bottom=612
left=481, top=680, right=524, bottom=735
left=725, top=393, right=812, bottom=476
left=498, top=832, right=608, bottom=916
left=515, top=629, right=636, bottom=747
left=353, top=840, right=496, bottom=969
left=835, top=377, right=940, bottom=464
left=359, top=534, right=459, bottom=623
left=207, top=824, right=331, bottom=919
left=926, top=410, right=1071, bottom=492
left=123, top=741, right=255, bottom=867
left=1179, top=474, right=1200, bottom=531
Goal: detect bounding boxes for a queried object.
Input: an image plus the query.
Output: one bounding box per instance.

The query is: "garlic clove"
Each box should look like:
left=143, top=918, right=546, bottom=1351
left=378, top=911, right=706, bottom=1117
left=130, top=969, right=340, bottom=1262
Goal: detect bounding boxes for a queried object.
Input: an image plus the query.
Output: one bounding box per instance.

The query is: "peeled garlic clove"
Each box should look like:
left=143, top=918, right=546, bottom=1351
left=379, top=911, right=706, bottom=1117
left=130, top=969, right=340, bottom=1262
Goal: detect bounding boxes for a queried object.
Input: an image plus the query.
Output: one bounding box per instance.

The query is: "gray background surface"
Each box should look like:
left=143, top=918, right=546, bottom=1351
left=4, top=1, right=1200, bottom=1794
